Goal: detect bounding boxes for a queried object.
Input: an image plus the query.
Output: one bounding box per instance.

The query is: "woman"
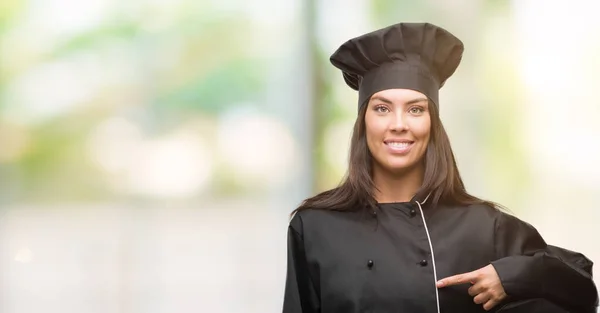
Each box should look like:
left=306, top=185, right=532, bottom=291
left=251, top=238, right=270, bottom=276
left=282, top=23, right=598, bottom=313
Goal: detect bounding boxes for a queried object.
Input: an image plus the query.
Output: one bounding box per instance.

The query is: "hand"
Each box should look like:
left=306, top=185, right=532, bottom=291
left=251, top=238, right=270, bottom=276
left=436, top=264, right=507, bottom=311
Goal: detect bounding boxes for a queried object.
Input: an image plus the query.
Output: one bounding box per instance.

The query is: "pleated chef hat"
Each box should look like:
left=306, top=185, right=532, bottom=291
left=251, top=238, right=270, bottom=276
left=330, top=22, right=464, bottom=109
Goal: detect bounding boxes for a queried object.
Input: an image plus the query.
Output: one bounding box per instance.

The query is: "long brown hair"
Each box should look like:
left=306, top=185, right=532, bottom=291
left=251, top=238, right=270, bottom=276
left=292, top=98, right=500, bottom=215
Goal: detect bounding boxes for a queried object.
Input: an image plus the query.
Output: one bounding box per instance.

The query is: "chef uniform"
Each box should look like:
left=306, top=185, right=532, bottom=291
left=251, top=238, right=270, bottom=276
left=282, top=23, right=598, bottom=313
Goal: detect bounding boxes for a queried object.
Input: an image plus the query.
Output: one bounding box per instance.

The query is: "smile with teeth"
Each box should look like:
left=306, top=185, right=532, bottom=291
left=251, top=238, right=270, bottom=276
left=387, top=142, right=411, bottom=148
left=385, top=141, right=414, bottom=153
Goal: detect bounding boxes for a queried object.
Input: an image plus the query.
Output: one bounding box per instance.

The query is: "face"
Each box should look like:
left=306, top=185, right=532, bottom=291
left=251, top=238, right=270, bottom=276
left=364, top=88, right=431, bottom=176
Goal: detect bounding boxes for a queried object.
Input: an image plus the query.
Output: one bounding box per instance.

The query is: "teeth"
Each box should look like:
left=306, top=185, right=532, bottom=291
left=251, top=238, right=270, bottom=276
left=387, top=142, right=410, bottom=147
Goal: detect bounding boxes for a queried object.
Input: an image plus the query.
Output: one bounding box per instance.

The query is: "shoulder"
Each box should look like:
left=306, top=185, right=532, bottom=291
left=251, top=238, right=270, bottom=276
left=451, top=203, right=530, bottom=224
left=442, top=202, right=538, bottom=230
left=461, top=203, right=544, bottom=241
left=442, top=202, right=501, bottom=220
left=493, top=209, right=542, bottom=236
left=449, top=203, right=546, bottom=246
left=289, top=207, right=363, bottom=238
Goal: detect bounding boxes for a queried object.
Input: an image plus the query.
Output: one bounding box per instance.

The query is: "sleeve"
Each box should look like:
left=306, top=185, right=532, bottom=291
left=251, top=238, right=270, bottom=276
left=282, top=214, right=320, bottom=313
left=490, top=211, right=599, bottom=312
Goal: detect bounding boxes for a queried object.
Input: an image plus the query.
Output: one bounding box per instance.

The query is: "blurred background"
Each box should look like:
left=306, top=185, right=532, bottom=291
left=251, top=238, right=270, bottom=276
left=0, top=0, right=599, bottom=312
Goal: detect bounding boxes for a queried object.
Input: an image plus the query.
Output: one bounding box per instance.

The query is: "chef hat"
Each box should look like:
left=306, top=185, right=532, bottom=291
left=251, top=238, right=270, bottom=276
left=329, top=22, right=464, bottom=110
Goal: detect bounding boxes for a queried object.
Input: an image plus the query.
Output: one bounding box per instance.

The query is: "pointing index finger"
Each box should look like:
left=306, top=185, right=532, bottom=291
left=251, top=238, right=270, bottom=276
left=437, top=271, right=477, bottom=288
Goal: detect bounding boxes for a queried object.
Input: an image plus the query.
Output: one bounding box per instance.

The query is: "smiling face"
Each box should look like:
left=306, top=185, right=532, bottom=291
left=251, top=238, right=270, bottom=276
left=364, top=88, right=431, bottom=176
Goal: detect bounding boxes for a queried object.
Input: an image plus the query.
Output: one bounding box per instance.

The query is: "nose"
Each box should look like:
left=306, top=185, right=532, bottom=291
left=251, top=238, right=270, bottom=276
left=389, top=112, right=408, bottom=131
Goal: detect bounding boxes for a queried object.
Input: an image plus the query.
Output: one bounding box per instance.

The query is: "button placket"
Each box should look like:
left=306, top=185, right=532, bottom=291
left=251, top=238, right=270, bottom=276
left=411, top=204, right=431, bottom=268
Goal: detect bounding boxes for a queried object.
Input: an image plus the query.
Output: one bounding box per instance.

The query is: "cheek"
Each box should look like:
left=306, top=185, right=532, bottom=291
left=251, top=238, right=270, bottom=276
left=364, top=119, right=384, bottom=145
left=412, top=118, right=431, bottom=140
left=365, top=128, right=378, bottom=153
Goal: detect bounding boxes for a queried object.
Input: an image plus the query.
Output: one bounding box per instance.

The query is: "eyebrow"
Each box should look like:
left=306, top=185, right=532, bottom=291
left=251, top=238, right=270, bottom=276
left=370, top=96, right=428, bottom=105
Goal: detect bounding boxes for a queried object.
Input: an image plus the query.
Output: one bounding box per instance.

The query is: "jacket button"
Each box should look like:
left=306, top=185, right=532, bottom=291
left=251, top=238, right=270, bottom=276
left=367, top=260, right=374, bottom=269
left=409, top=209, right=417, bottom=217
left=419, top=259, right=428, bottom=267
left=371, top=210, right=377, bottom=217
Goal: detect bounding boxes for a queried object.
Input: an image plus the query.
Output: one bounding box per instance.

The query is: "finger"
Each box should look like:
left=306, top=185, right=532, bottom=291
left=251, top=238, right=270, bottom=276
left=473, top=292, right=491, bottom=305
left=437, top=271, right=478, bottom=288
left=483, top=298, right=500, bottom=311
left=468, top=283, right=485, bottom=297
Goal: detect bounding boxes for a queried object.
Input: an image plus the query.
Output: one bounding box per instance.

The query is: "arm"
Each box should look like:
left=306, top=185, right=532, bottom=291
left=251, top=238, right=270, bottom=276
left=282, top=215, right=320, bottom=313
left=490, top=211, right=599, bottom=311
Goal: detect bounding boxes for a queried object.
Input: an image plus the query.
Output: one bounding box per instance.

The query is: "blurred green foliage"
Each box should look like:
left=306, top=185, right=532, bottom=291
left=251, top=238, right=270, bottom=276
left=0, top=0, right=530, bottom=207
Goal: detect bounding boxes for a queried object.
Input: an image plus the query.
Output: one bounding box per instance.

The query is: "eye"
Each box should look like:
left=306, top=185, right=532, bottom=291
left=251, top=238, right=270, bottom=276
left=374, top=105, right=389, bottom=113
left=409, top=106, right=425, bottom=114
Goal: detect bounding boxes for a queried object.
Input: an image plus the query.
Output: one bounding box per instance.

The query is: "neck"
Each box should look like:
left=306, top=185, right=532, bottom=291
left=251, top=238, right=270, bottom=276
left=372, top=163, right=424, bottom=203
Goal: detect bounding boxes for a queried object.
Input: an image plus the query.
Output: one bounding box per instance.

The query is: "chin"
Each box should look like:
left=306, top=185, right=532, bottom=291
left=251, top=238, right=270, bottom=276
left=387, top=165, right=415, bottom=174
left=378, top=162, right=417, bottom=175
left=375, top=155, right=425, bottom=174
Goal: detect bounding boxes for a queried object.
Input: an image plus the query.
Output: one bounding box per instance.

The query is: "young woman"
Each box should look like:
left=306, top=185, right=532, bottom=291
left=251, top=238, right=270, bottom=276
left=282, top=22, right=598, bottom=313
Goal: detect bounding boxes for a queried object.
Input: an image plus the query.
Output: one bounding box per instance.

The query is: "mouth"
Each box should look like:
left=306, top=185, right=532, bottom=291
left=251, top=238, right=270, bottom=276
left=384, top=140, right=414, bottom=154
